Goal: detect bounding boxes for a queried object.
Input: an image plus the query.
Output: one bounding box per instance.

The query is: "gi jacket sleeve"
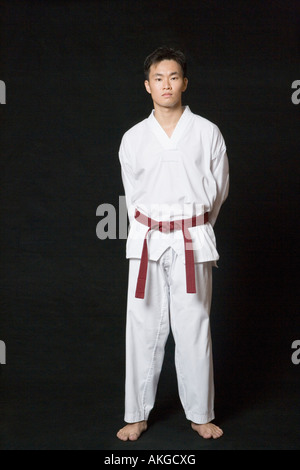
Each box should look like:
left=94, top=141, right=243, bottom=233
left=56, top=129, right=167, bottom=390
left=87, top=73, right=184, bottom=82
left=209, top=129, right=229, bottom=227
left=119, top=134, right=135, bottom=224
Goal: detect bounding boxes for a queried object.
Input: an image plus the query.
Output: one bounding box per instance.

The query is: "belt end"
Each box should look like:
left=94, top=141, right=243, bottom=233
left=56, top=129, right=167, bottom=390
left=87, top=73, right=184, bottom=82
left=135, top=291, right=145, bottom=299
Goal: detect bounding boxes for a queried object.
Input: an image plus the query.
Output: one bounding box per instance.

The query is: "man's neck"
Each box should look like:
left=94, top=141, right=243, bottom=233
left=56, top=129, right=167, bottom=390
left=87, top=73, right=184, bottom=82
left=153, top=104, right=185, bottom=137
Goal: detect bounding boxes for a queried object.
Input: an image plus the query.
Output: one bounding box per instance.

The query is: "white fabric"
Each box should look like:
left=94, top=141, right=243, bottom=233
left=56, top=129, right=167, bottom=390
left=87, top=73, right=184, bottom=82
left=125, top=248, right=215, bottom=424
left=119, top=106, right=229, bottom=264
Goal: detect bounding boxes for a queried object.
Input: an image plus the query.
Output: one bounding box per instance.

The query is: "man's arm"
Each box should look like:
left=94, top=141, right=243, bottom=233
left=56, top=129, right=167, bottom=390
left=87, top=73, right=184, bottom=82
left=209, top=131, right=229, bottom=227
left=119, top=135, right=135, bottom=224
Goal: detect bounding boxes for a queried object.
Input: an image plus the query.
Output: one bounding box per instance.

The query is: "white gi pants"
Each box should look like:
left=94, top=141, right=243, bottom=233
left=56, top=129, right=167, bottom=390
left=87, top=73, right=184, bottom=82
left=125, top=247, right=215, bottom=425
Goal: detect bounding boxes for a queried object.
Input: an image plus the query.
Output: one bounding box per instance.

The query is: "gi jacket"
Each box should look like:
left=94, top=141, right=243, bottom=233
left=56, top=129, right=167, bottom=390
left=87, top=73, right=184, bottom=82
left=119, top=106, right=229, bottom=265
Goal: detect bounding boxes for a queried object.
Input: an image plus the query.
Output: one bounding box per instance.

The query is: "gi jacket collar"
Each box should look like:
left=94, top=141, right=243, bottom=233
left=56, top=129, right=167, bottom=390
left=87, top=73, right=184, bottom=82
left=147, top=105, right=193, bottom=150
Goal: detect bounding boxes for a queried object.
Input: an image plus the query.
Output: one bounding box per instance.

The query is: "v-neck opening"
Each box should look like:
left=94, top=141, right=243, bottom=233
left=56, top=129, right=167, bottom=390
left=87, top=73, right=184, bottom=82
left=153, top=106, right=187, bottom=140
left=148, top=106, right=192, bottom=149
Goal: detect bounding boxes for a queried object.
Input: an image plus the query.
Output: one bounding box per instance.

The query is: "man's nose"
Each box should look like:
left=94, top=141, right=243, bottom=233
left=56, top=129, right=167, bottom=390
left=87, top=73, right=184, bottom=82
left=163, top=80, right=171, bottom=89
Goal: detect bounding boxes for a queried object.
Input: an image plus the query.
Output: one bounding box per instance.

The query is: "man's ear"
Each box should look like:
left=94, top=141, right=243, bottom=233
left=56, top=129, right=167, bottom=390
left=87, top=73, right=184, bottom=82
left=182, top=77, right=188, bottom=92
left=144, top=80, right=152, bottom=94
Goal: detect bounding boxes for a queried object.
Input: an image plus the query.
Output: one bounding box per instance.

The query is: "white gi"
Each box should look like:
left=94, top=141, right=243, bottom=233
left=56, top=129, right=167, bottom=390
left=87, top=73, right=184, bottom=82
left=119, top=106, right=229, bottom=424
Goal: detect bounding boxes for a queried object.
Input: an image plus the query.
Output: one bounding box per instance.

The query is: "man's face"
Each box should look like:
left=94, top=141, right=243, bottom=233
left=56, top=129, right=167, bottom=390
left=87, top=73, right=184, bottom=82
left=145, top=59, right=188, bottom=109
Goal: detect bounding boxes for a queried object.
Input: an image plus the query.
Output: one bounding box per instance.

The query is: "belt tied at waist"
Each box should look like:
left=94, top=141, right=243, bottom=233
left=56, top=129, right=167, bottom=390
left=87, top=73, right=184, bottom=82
left=134, top=209, right=209, bottom=299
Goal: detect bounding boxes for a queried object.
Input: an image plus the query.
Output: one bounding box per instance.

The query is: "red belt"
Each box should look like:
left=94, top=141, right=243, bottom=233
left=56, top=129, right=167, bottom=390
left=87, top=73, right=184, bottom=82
left=134, top=209, right=209, bottom=299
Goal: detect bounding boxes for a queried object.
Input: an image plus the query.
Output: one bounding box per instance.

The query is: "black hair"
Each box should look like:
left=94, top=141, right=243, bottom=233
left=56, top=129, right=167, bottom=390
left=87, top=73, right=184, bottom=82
left=144, top=46, right=187, bottom=80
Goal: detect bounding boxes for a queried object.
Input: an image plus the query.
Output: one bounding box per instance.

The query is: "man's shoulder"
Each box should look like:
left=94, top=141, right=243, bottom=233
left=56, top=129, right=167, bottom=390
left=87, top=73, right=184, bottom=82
left=191, top=110, right=221, bottom=134
left=122, top=116, right=149, bottom=141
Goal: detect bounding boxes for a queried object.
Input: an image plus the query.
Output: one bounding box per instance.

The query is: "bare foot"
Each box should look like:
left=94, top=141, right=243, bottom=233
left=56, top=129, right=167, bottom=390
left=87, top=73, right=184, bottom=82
left=191, top=422, right=223, bottom=439
left=117, top=421, right=148, bottom=442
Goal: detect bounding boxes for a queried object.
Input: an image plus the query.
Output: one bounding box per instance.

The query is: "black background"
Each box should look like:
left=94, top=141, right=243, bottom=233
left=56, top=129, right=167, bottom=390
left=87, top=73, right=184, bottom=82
left=0, top=0, right=299, bottom=450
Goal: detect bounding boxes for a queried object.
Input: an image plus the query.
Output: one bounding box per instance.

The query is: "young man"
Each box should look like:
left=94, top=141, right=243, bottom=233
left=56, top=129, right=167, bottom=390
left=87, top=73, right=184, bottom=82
left=117, top=47, right=229, bottom=441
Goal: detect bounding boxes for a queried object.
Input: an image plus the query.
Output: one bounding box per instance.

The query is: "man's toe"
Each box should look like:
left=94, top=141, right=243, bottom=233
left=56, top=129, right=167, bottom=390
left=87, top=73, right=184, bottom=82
left=117, top=431, right=127, bottom=441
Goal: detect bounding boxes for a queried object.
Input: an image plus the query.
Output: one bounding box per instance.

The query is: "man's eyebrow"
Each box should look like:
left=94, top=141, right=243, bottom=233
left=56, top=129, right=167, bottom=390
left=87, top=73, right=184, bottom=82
left=153, top=71, right=180, bottom=77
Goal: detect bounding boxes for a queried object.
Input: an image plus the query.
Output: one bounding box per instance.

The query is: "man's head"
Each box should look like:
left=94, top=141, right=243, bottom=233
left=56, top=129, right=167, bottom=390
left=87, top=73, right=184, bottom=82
left=144, top=46, right=187, bottom=81
left=144, top=46, right=188, bottom=110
